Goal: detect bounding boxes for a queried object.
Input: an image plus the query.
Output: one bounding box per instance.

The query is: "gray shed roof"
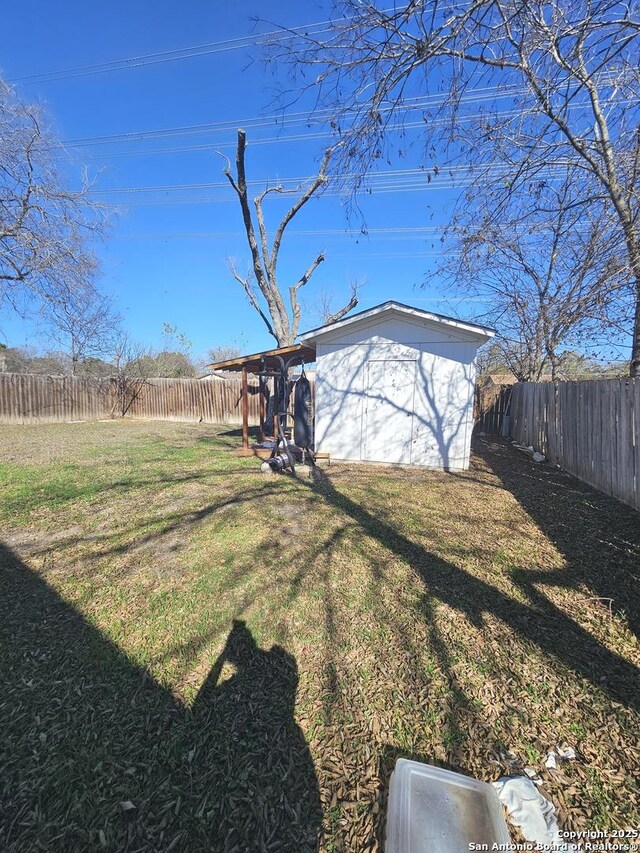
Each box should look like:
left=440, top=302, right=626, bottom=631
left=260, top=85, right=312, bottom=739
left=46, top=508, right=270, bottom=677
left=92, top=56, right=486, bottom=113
left=299, top=301, right=495, bottom=343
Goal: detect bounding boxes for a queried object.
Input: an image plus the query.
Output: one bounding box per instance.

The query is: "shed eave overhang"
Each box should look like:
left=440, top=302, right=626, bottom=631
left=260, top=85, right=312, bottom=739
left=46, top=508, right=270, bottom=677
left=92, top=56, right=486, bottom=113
left=299, top=301, right=495, bottom=344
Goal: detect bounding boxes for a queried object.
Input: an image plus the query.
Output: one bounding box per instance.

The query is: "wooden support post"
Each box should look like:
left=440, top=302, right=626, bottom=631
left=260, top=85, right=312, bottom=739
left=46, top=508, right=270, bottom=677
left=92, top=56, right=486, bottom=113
left=273, top=376, right=278, bottom=438
left=241, top=367, right=249, bottom=450
left=258, top=376, right=265, bottom=443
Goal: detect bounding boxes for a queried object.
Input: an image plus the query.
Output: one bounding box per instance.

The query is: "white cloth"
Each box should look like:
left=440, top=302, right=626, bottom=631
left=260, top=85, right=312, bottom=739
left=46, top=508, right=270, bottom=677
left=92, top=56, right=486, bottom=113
left=493, top=776, right=578, bottom=852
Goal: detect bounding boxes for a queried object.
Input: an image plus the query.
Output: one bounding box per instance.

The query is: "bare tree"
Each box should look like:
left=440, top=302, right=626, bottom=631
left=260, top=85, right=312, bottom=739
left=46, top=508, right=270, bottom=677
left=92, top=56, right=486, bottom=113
left=449, top=167, right=632, bottom=380
left=150, top=323, right=197, bottom=377
left=276, top=1, right=640, bottom=373
left=221, top=129, right=358, bottom=346
left=43, top=285, right=121, bottom=375
left=110, top=332, right=153, bottom=418
left=0, top=79, right=106, bottom=326
left=127, top=350, right=197, bottom=378
left=207, top=344, right=244, bottom=363
left=0, top=345, right=65, bottom=375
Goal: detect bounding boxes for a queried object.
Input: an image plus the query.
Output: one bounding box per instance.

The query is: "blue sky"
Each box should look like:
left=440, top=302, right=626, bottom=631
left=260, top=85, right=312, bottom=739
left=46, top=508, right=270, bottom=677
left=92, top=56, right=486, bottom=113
left=2, top=0, right=484, bottom=359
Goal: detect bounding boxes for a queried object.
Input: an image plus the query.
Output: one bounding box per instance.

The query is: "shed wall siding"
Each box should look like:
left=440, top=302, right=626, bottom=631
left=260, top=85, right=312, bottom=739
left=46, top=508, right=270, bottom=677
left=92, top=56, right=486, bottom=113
left=314, top=325, right=478, bottom=469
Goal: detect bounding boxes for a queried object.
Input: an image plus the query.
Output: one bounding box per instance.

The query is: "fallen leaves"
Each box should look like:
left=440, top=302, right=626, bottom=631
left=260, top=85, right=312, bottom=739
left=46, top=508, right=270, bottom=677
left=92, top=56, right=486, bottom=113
left=1, top=425, right=639, bottom=851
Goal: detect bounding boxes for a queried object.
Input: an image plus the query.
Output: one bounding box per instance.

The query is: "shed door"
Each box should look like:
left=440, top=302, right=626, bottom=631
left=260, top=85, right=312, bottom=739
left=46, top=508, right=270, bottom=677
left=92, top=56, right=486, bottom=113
left=363, top=360, right=416, bottom=464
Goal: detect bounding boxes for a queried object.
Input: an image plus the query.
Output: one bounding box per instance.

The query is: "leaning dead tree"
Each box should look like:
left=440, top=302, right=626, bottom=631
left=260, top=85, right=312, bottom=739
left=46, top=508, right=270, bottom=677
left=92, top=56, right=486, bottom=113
left=274, top=1, right=640, bottom=374
left=221, top=129, right=357, bottom=347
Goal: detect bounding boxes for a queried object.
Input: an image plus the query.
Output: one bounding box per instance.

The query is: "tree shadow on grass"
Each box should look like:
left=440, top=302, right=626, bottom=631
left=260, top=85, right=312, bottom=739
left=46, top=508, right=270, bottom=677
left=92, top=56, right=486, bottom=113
left=286, top=450, right=640, bottom=843
left=0, top=543, right=321, bottom=853
left=216, top=426, right=261, bottom=441
left=305, top=464, right=640, bottom=713
left=472, top=435, right=640, bottom=640
left=7, top=437, right=637, bottom=849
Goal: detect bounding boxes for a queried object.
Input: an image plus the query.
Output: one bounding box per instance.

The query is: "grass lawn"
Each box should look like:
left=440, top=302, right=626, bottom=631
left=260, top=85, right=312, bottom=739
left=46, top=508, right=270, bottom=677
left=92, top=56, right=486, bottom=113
left=1, top=420, right=638, bottom=852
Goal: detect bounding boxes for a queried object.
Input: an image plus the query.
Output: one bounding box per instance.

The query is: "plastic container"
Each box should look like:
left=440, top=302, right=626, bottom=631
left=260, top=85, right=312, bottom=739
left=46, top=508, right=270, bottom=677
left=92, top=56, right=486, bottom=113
left=386, top=759, right=511, bottom=853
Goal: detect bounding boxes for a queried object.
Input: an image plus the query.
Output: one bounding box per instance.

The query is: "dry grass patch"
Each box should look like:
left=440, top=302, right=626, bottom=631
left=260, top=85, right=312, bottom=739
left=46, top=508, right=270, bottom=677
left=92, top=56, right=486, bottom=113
left=1, top=421, right=638, bottom=851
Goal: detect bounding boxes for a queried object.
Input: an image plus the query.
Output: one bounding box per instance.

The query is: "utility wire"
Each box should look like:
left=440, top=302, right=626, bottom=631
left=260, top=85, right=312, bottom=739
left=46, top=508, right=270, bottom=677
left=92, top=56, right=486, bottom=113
left=90, top=162, right=566, bottom=197
left=8, top=22, right=334, bottom=85
left=60, top=84, right=526, bottom=147
left=55, top=84, right=624, bottom=164
left=113, top=226, right=449, bottom=238
left=53, top=69, right=619, bottom=149
left=9, top=3, right=471, bottom=85
left=110, top=220, right=581, bottom=237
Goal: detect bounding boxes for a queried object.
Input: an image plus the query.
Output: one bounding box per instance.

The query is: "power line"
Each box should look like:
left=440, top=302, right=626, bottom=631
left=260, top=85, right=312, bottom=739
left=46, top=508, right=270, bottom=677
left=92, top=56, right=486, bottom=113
left=90, top=161, right=569, bottom=200
left=7, top=22, right=334, bottom=85
left=61, top=84, right=526, bottom=148
left=112, top=226, right=449, bottom=238
left=63, top=130, right=333, bottom=160
left=104, top=215, right=602, bottom=238
left=89, top=163, right=511, bottom=195
left=10, top=4, right=472, bottom=86
left=55, top=89, right=627, bottom=165
left=96, top=176, right=558, bottom=207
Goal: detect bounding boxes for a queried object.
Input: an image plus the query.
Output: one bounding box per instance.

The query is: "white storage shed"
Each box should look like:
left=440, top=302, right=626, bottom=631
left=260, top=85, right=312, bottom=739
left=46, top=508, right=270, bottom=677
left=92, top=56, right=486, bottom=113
left=299, top=301, right=494, bottom=470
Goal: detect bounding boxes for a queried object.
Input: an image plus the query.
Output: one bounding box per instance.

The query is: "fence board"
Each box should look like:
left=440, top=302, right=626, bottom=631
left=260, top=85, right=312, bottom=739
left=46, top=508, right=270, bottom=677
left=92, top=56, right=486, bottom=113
left=0, top=374, right=267, bottom=427
left=509, top=378, right=639, bottom=511
left=474, top=384, right=513, bottom=435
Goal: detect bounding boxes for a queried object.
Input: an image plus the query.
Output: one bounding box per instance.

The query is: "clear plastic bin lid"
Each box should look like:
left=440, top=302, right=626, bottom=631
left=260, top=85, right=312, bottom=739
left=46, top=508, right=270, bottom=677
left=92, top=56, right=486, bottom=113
left=386, top=759, right=511, bottom=853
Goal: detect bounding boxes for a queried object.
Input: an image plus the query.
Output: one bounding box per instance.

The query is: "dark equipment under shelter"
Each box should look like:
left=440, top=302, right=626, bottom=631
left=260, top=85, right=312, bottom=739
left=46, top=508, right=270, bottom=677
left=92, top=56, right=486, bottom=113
left=208, top=343, right=318, bottom=470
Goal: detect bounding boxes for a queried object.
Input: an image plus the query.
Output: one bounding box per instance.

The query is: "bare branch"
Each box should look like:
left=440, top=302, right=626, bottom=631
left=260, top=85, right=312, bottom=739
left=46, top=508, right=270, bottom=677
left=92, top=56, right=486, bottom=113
left=270, top=144, right=335, bottom=274
left=227, top=257, right=277, bottom=341
left=313, top=278, right=363, bottom=326
left=289, top=252, right=326, bottom=340
left=0, top=78, right=109, bottom=343
left=323, top=290, right=359, bottom=326
left=223, top=131, right=355, bottom=346
left=272, top=0, right=640, bottom=373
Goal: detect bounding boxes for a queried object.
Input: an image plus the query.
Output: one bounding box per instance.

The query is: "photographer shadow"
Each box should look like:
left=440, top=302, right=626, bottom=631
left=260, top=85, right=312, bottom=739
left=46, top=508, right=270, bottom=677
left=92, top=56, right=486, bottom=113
left=0, top=542, right=321, bottom=852
left=190, top=619, right=321, bottom=852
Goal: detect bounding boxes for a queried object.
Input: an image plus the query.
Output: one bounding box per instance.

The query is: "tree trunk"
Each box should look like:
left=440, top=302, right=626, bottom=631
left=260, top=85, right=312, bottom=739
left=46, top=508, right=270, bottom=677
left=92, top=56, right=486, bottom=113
left=223, top=131, right=357, bottom=346
left=627, top=244, right=640, bottom=378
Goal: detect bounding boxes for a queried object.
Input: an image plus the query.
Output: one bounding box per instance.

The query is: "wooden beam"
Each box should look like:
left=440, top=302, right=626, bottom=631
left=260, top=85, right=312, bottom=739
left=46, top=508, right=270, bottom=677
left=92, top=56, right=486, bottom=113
left=258, top=376, right=265, bottom=443
left=207, top=342, right=316, bottom=373
left=241, top=367, right=249, bottom=449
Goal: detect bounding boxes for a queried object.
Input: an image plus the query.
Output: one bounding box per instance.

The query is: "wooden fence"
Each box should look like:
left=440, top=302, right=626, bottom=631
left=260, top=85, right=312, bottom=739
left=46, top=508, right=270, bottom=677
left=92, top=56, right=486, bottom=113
left=509, top=379, right=640, bottom=511
left=0, top=374, right=261, bottom=426
left=475, top=383, right=513, bottom=435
